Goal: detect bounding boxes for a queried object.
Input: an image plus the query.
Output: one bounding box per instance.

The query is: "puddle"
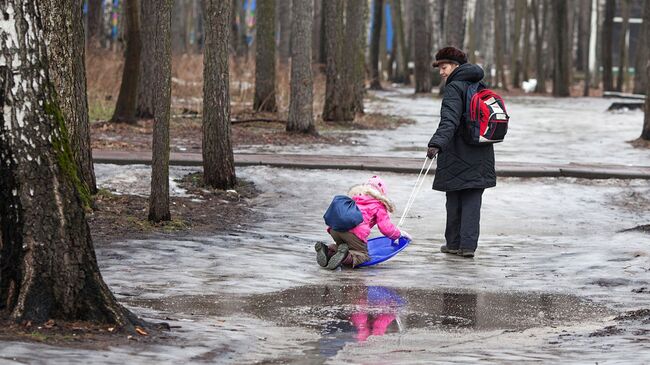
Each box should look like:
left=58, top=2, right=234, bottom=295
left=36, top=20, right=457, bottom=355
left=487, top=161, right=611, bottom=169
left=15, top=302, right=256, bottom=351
left=128, top=285, right=610, bottom=349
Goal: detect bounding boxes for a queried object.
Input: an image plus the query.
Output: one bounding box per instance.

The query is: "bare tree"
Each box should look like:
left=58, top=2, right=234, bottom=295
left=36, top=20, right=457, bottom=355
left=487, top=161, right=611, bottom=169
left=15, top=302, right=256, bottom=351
left=287, top=0, right=315, bottom=133
left=111, top=0, right=141, bottom=123
left=322, top=0, right=353, bottom=121
left=494, top=0, right=508, bottom=90
left=532, top=0, right=547, bottom=93
left=552, top=0, right=570, bottom=96
left=392, top=0, right=410, bottom=84
left=137, top=0, right=156, bottom=119
left=579, top=0, right=593, bottom=96
left=602, top=0, right=615, bottom=91
left=641, top=0, right=650, bottom=140
left=522, top=0, right=531, bottom=82
left=278, top=0, right=292, bottom=63
left=202, top=0, right=237, bottom=188
left=616, top=0, right=630, bottom=92
left=148, top=0, right=174, bottom=222
left=413, top=0, right=431, bottom=93
left=444, top=0, right=466, bottom=48
left=633, top=0, right=649, bottom=95
left=87, top=0, right=103, bottom=48
left=0, top=0, right=141, bottom=329
left=238, top=0, right=249, bottom=57
left=312, top=0, right=323, bottom=63
left=346, top=0, right=367, bottom=113
left=511, top=0, right=525, bottom=88
left=41, top=0, right=97, bottom=196
left=254, top=0, right=278, bottom=112
left=369, top=0, right=384, bottom=90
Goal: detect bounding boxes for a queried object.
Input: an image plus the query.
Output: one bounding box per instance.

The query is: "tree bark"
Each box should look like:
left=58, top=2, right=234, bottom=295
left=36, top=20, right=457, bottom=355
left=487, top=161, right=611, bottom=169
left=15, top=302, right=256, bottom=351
left=237, top=0, right=248, bottom=57
left=522, top=0, right=531, bottom=82
left=616, top=0, right=630, bottom=92
left=312, top=0, right=323, bottom=63
left=137, top=0, right=156, bottom=119
left=642, top=60, right=650, bottom=139
left=0, top=0, right=140, bottom=329
left=579, top=0, right=593, bottom=96
left=87, top=0, right=103, bottom=49
left=633, top=0, right=649, bottom=95
left=287, top=0, right=315, bottom=133
left=413, top=0, right=431, bottom=93
left=41, top=0, right=97, bottom=195
left=494, top=0, right=508, bottom=90
left=278, top=0, right=292, bottom=64
left=148, top=0, right=174, bottom=222
left=346, top=0, right=367, bottom=114
left=322, top=0, right=353, bottom=121
left=369, top=0, right=384, bottom=90
left=444, top=0, right=465, bottom=48
left=254, top=0, right=277, bottom=112
left=602, top=0, right=615, bottom=91
left=511, top=0, right=524, bottom=88
left=202, top=0, right=237, bottom=188
left=111, top=0, right=141, bottom=123
left=532, top=0, right=547, bottom=93
left=551, top=0, right=570, bottom=97
left=172, top=0, right=187, bottom=54
left=392, top=0, right=409, bottom=84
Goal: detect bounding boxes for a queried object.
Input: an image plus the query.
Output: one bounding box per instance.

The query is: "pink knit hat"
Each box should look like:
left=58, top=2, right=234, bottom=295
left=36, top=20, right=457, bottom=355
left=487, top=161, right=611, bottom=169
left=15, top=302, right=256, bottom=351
left=367, top=175, right=387, bottom=195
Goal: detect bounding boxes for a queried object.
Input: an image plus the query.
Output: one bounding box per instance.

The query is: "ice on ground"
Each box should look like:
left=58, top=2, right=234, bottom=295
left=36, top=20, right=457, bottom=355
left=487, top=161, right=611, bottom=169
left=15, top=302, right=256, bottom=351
left=236, top=87, right=650, bottom=166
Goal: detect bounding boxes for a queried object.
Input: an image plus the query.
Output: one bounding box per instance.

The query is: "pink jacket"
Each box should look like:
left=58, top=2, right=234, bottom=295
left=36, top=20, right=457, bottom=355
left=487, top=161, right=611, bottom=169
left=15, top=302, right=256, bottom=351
left=347, top=185, right=401, bottom=243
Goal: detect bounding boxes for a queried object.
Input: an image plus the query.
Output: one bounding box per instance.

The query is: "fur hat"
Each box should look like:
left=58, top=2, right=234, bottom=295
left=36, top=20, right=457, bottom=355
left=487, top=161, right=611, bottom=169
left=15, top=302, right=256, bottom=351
left=367, top=175, right=387, bottom=195
left=432, top=47, right=467, bottom=67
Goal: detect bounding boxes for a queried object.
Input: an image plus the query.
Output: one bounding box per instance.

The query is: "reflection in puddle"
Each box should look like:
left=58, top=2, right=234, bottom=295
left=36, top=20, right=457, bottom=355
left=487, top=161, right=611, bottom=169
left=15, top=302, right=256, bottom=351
left=127, top=285, right=610, bottom=361
left=247, top=285, right=609, bottom=358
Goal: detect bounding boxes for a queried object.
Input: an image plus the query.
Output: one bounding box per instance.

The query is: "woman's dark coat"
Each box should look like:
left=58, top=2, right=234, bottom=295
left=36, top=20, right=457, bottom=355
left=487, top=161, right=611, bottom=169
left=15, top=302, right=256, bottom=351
left=428, top=63, right=496, bottom=192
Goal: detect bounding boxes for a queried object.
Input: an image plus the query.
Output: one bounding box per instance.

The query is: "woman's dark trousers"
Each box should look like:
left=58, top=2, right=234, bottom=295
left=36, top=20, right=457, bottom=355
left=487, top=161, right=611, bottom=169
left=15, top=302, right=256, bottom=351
left=445, top=188, right=484, bottom=252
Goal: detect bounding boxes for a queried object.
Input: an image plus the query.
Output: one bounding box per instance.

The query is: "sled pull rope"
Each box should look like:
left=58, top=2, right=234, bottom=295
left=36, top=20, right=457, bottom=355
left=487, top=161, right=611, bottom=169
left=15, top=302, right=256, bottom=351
left=398, top=156, right=435, bottom=228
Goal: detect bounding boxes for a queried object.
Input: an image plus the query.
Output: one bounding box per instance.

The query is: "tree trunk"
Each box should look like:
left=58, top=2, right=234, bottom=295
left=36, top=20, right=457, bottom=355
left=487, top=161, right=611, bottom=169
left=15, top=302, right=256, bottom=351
left=87, top=0, right=103, bottom=49
left=347, top=0, right=368, bottom=113
left=278, top=0, right=292, bottom=64
left=511, top=0, right=524, bottom=88
left=148, top=0, right=174, bottom=222
left=287, top=0, right=315, bottom=133
left=580, top=0, right=593, bottom=96
left=172, top=0, right=187, bottom=54
left=616, top=0, right=630, bottom=92
left=413, top=0, right=431, bottom=93
left=633, top=0, right=649, bottom=95
left=322, top=0, right=353, bottom=121
left=602, top=0, right=615, bottom=91
left=254, top=0, right=277, bottom=112
left=522, top=0, right=531, bottom=82
left=202, top=0, right=237, bottom=188
left=312, top=0, right=322, bottom=63
left=369, top=0, right=384, bottom=90
left=444, top=0, right=465, bottom=48
left=392, top=0, right=409, bottom=84
left=551, top=0, right=570, bottom=97
left=532, top=0, right=546, bottom=93
left=641, top=1, right=650, bottom=140
left=237, top=0, right=248, bottom=57
left=137, top=0, right=156, bottom=119
left=494, top=0, right=508, bottom=90
left=0, top=0, right=141, bottom=329
left=111, top=0, right=141, bottom=124
left=41, top=0, right=97, bottom=196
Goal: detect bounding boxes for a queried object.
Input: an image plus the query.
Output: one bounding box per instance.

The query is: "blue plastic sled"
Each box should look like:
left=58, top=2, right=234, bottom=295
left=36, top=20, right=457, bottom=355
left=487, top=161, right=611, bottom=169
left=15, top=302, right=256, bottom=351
left=357, top=236, right=410, bottom=268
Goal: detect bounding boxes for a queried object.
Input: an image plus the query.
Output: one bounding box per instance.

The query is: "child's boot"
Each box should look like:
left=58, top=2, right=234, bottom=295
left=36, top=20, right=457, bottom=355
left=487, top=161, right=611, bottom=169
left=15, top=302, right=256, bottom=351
left=314, top=241, right=329, bottom=267
left=326, top=244, right=349, bottom=270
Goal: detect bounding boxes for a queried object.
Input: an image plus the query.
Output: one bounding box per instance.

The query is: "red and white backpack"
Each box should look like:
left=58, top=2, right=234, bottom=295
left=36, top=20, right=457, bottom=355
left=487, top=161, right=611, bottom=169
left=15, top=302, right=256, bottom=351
left=463, top=83, right=509, bottom=145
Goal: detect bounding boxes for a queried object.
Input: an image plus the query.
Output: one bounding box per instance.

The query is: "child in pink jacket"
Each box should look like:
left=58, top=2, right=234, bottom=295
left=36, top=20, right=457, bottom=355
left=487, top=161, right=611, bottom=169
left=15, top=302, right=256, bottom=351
left=316, top=176, right=409, bottom=269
